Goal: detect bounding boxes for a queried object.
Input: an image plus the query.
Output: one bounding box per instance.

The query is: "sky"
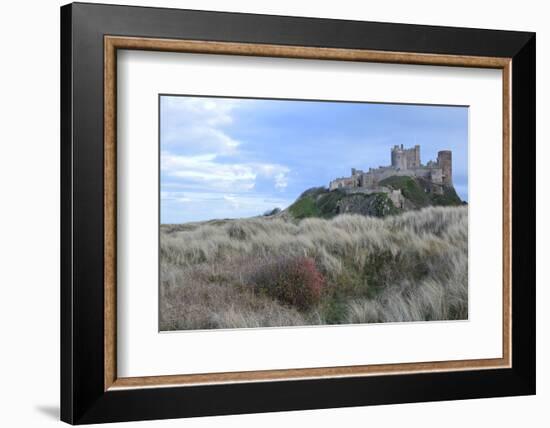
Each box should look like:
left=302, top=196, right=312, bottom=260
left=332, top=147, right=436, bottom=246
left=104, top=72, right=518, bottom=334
left=160, top=95, right=468, bottom=224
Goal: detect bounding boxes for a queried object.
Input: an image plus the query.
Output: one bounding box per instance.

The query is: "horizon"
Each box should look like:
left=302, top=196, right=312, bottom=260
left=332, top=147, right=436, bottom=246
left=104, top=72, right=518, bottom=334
left=160, top=95, right=468, bottom=224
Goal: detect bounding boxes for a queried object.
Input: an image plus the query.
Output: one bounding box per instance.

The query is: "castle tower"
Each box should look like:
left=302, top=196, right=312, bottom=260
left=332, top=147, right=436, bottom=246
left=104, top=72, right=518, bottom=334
left=391, top=145, right=406, bottom=170
left=413, top=145, right=420, bottom=168
left=392, top=144, right=421, bottom=170
left=437, top=150, right=452, bottom=185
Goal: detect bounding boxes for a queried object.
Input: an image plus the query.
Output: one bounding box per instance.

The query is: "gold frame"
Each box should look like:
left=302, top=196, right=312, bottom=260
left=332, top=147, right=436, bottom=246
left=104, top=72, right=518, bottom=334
left=104, top=36, right=512, bottom=391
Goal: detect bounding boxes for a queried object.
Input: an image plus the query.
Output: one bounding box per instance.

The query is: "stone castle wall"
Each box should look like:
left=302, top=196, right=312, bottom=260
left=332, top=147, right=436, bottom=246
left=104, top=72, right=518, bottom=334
left=329, top=145, right=452, bottom=191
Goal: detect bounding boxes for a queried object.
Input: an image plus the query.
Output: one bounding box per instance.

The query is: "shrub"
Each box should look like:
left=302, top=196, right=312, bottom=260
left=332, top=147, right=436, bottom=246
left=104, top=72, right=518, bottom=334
left=251, top=256, right=326, bottom=310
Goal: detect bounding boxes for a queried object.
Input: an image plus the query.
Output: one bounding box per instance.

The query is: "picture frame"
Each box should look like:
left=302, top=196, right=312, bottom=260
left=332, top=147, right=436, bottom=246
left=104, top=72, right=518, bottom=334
left=60, top=2, right=535, bottom=424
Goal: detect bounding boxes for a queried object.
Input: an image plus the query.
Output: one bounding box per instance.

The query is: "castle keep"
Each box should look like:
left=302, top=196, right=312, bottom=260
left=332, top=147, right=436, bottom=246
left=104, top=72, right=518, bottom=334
left=329, top=145, right=453, bottom=207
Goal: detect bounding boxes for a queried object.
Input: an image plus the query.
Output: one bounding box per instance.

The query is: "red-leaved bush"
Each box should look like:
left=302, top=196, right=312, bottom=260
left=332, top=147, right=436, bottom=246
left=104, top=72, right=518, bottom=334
left=251, top=256, right=326, bottom=310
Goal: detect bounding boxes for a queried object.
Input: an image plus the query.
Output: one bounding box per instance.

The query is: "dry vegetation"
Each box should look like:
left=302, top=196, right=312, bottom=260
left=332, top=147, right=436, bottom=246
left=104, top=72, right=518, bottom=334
left=160, top=206, right=468, bottom=330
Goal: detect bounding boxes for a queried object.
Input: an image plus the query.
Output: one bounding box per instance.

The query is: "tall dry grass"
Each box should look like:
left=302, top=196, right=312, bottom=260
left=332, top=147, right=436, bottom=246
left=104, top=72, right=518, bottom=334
left=160, top=206, right=468, bottom=330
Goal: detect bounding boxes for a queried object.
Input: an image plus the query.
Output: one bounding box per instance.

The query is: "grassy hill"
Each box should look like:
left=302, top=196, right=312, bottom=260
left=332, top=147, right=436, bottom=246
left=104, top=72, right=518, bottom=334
left=286, top=187, right=400, bottom=219
left=285, top=177, right=463, bottom=220
left=379, top=176, right=463, bottom=209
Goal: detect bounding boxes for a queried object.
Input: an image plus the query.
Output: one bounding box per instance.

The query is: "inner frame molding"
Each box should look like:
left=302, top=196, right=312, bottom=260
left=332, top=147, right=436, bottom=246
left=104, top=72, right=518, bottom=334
left=104, top=35, right=512, bottom=391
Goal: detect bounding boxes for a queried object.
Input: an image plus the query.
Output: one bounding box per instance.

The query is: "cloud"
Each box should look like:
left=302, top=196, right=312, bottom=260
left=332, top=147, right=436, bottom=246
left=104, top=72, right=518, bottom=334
left=161, top=152, right=290, bottom=193
left=161, top=96, right=292, bottom=196
left=163, top=126, right=241, bottom=156
left=161, top=97, right=244, bottom=155
left=274, top=172, right=288, bottom=190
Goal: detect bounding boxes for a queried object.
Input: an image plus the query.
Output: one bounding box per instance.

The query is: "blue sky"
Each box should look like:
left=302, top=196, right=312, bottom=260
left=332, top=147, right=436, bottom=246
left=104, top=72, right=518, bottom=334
left=161, top=95, right=468, bottom=224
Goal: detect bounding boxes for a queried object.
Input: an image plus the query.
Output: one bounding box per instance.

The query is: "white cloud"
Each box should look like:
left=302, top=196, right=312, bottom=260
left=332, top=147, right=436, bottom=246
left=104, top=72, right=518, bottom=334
left=274, top=172, right=289, bottom=190
left=161, top=151, right=290, bottom=193
left=160, top=96, right=292, bottom=222
left=163, top=96, right=242, bottom=124
left=161, top=97, right=244, bottom=155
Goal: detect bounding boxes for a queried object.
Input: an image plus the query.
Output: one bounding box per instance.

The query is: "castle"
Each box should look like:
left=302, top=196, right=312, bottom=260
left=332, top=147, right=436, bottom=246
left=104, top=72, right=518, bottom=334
left=329, top=145, right=452, bottom=191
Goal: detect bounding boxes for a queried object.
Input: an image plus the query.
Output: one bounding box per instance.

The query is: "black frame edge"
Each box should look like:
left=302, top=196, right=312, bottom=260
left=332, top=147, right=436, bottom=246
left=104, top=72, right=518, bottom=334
left=510, top=33, right=536, bottom=393
left=71, top=1, right=534, bottom=57
left=60, top=3, right=74, bottom=425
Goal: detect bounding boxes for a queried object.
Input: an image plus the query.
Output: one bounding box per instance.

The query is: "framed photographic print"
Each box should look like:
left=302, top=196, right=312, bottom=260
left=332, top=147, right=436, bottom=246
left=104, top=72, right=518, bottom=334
left=60, top=2, right=536, bottom=424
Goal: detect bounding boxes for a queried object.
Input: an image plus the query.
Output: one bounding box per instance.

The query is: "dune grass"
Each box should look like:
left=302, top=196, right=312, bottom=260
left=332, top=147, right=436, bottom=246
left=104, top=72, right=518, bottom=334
left=160, top=206, right=468, bottom=330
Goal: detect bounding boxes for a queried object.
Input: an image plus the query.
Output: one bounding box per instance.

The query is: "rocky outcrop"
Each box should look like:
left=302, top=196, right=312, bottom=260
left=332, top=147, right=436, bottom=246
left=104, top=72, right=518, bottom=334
left=334, top=193, right=399, bottom=217
left=286, top=176, right=463, bottom=220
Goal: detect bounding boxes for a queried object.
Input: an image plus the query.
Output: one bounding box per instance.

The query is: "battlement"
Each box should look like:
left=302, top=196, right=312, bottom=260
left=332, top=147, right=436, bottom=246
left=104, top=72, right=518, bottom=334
left=391, top=144, right=421, bottom=170
left=329, top=145, right=453, bottom=191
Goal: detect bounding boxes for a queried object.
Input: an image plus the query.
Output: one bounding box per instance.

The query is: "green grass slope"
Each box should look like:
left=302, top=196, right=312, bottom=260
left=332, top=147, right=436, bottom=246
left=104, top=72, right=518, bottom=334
left=287, top=188, right=399, bottom=219
left=379, top=176, right=463, bottom=208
